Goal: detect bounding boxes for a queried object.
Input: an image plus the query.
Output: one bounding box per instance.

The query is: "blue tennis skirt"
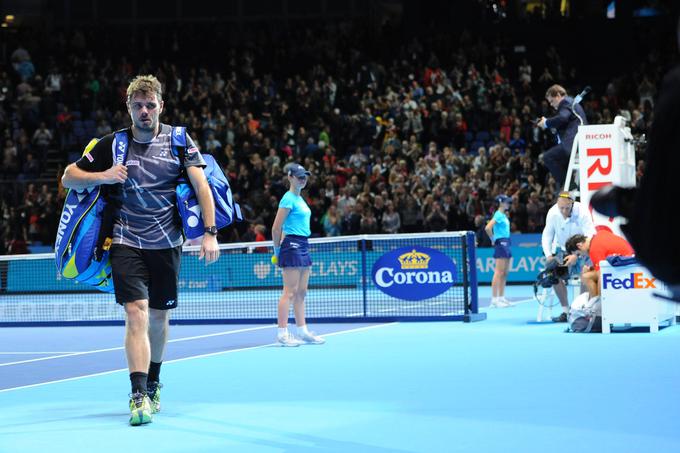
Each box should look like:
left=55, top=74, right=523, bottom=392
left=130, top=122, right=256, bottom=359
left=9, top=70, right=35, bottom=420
left=279, top=235, right=312, bottom=268
left=493, top=238, right=512, bottom=259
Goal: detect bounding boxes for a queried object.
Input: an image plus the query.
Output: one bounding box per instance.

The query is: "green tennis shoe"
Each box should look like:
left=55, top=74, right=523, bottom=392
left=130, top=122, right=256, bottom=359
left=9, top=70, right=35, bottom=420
left=129, top=392, right=153, bottom=426
left=147, top=381, right=163, bottom=413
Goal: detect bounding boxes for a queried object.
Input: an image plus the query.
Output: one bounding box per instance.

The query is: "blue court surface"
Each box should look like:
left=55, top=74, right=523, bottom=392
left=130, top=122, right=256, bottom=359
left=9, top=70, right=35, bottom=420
left=1, top=285, right=679, bottom=453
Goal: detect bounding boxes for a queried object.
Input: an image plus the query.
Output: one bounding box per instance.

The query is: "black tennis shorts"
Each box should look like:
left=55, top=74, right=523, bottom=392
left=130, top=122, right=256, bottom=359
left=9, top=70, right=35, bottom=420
left=110, top=244, right=181, bottom=309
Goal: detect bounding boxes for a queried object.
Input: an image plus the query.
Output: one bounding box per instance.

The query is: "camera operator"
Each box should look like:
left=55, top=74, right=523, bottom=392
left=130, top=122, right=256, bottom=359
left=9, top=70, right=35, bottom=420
left=537, top=85, right=587, bottom=192
left=541, top=191, right=596, bottom=322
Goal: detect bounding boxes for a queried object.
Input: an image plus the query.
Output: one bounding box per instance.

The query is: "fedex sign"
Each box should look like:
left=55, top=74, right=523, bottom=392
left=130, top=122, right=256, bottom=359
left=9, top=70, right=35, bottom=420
left=602, top=272, right=656, bottom=290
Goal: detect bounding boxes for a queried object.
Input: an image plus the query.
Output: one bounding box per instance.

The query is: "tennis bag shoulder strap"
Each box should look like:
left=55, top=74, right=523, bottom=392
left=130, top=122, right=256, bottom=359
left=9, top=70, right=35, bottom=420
left=171, top=126, right=242, bottom=239
left=54, top=138, right=115, bottom=293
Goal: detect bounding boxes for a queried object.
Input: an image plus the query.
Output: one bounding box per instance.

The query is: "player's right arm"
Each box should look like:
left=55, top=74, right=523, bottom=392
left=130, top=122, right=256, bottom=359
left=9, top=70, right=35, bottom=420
left=541, top=208, right=557, bottom=260
left=62, top=163, right=128, bottom=191
left=271, top=206, right=291, bottom=259
left=484, top=217, right=496, bottom=242
left=62, top=136, right=127, bottom=191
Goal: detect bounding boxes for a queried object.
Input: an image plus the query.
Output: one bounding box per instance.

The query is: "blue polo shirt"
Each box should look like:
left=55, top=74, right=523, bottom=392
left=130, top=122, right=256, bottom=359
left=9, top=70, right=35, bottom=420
left=492, top=210, right=510, bottom=239
left=279, top=191, right=311, bottom=237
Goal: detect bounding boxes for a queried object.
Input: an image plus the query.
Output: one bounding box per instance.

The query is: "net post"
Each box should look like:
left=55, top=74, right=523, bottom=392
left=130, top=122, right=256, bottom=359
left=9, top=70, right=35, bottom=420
left=464, top=231, right=484, bottom=322
left=360, top=237, right=368, bottom=317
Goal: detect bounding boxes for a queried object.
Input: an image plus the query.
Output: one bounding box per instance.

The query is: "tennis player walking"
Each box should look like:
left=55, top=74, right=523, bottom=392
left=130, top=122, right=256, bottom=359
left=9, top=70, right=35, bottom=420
left=271, top=163, right=325, bottom=346
left=485, top=194, right=513, bottom=308
left=62, top=75, right=219, bottom=425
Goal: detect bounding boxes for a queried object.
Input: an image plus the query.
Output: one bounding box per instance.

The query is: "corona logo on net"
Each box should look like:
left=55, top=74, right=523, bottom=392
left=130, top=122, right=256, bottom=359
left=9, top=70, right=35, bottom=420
left=372, top=246, right=457, bottom=301
left=602, top=272, right=656, bottom=290
left=398, top=249, right=430, bottom=269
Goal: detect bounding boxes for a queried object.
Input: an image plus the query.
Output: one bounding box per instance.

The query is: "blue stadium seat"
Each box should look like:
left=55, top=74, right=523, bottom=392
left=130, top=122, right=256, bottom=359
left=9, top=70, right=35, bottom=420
left=68, top=151, right=81, bottom=163
left=475, top=131, right=490, bottom=142
left=84, top=119, right=96, bottom=137
left=464, top=131, right=474, bottom=143
left=73, top=119, right=87, bottom=146
left=469, top=141, right=484, bottom=155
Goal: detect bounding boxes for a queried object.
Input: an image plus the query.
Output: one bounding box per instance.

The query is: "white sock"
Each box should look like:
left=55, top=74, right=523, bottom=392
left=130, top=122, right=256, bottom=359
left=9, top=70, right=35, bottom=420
left=296, top=325, right=310, bottom=335
left=492, top=297, right=498, bottom=304
left=277, top=327, right=288, bottom=337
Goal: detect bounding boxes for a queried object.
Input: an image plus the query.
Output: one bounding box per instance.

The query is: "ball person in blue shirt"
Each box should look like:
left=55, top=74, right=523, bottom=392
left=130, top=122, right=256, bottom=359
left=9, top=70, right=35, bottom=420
left=485, top=194, right=513, bottom=308
left=271, top=163, right=325, bottom=346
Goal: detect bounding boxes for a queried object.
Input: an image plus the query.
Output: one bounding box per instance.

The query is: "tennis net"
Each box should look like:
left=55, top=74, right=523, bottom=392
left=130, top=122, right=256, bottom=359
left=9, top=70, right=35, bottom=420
left=0, top=232, right=483, bottom=325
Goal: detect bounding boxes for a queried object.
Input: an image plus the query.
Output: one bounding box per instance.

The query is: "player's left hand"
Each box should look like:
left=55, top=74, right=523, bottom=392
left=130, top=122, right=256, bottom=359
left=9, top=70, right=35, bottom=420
left=199, top=234, right=220, bottom=265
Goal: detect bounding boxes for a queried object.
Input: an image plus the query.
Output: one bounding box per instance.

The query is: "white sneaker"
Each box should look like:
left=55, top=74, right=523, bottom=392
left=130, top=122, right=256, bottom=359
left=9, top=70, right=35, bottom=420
left=296, top=330, right=326, bottom=345
left=277, top=332, right=303, bottom=347
left=490, top=298, right=511, bottom=308
left=500, top=297, right=514, bottom=306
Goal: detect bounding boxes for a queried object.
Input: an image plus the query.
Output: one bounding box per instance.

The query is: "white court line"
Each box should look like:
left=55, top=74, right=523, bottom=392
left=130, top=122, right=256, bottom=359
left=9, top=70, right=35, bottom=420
left=0, top=352, right=84, bottom=355
left=0, top=322, right=398, bottom=393
left=505, top=297, right=536, bottom=306
left=480, top=297, right=536, bottom=310
left=0, top=325, right=275, bottom=367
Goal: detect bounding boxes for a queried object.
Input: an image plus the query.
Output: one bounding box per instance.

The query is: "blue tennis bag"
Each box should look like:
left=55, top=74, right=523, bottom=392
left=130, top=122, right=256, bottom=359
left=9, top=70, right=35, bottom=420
left=176, top=153, right=243, bottom=239
left=54, top=138, right=114, bottom=293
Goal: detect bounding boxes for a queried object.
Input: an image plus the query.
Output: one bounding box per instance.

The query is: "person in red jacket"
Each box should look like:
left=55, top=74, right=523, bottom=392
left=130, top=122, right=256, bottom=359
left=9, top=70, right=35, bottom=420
left=565, top=229, right=634, bottom=298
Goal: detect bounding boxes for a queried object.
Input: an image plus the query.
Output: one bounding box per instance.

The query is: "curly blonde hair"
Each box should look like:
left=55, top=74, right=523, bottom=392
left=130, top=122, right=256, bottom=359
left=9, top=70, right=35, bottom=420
left=126, top=75, right=162, bottom=103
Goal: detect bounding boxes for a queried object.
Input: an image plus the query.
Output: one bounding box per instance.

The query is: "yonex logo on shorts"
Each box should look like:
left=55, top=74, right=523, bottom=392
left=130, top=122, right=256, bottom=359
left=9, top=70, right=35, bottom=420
left=166, top=300, right=175, bottom=306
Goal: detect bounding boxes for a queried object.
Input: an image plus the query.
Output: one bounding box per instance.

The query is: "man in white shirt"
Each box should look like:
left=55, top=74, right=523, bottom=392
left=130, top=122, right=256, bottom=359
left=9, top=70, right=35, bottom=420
left=541, top=191, right=596, bottom=322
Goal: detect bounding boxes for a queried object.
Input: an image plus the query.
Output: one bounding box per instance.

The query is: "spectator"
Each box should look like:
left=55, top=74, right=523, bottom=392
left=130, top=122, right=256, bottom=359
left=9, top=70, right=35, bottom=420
left=322, top=204, right=342, bottom=237
left=21, top=152, right=40, bottom=180
left=342, top=203, right=363, bottom=235
left=425, top=201, right=448, bottom=232
left=381, top=201, right=401, bottom=234
left=32, top=122, right=54, bottom=156
left=359, top=207, right=379, bottom=234
left=253, top=224, right=268, bottom=253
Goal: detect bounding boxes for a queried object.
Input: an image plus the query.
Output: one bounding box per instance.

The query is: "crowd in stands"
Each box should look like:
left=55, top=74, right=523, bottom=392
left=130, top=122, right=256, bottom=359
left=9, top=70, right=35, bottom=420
left=0, top=20, right=667, bottom=254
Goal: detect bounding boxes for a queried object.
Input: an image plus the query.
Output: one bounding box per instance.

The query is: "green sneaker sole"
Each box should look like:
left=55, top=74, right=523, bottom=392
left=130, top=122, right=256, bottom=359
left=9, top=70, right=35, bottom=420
left=129, top=409, right=152, bottom=426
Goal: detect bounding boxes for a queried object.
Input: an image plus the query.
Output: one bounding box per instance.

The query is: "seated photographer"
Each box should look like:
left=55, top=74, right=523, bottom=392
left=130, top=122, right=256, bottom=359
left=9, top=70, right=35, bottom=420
left=541, top=191, right=596, bottom=322
left=565, top=230, right=634, bottom=299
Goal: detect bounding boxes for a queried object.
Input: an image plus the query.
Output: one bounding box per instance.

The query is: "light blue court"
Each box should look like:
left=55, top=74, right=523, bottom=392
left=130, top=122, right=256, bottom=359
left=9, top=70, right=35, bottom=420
left=1, top=285, right=680, bottom=453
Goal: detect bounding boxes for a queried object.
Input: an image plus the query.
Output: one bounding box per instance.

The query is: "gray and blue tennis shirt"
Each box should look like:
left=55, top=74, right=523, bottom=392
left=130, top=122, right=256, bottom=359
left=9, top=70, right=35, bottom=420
left=75, top=124, right=206, bottom=249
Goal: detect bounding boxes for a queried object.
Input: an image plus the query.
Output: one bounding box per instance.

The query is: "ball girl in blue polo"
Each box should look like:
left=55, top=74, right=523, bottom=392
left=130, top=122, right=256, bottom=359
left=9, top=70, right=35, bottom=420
left=271, top=163, right=325, bottom=346
left=485, top=194, right=513, bottom=308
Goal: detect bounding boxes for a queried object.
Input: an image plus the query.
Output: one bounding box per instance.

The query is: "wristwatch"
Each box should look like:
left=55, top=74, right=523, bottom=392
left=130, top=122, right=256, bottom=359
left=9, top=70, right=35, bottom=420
left=204, top=226, right=218, bottom=236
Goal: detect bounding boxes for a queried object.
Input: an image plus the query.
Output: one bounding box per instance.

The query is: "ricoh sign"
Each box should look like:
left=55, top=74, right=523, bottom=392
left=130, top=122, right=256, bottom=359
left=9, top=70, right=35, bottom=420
left=578, top=124, right=636, bottom=237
